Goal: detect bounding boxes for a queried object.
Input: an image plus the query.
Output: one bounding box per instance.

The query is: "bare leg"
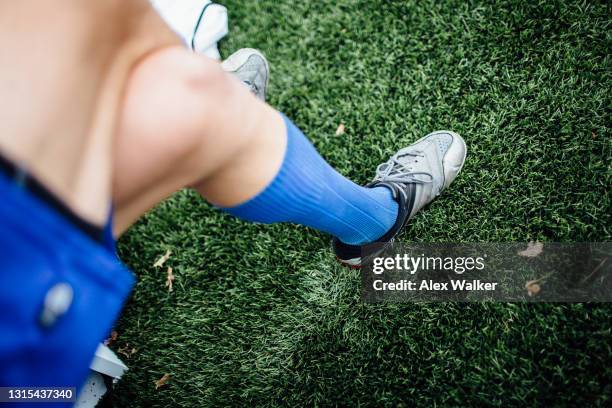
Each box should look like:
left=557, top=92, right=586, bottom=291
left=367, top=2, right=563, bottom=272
left=113, top=46, right=286, bottom=234
left=112, top=44, right=465, bottom=261
left=0, top=0, right=180, bottom=226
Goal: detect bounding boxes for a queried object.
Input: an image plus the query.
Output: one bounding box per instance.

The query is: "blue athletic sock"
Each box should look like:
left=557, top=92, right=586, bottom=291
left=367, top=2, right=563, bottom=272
left=224, top=114, right=398, bottom=245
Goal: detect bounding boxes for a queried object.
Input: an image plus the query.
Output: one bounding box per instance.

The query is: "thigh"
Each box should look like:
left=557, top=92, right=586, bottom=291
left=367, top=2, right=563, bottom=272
left=0, top=0, right=178, bottom=226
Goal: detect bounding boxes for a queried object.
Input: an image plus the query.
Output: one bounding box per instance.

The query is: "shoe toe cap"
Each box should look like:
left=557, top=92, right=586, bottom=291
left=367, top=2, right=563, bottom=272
left=424, top=131, right=467, bottom=190
left=441, top=131, right=467, bottom=189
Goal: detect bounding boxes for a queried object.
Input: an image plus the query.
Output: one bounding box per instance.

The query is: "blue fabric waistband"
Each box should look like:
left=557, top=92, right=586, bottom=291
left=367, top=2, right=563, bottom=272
left=0, top=171, right=135, bottom=392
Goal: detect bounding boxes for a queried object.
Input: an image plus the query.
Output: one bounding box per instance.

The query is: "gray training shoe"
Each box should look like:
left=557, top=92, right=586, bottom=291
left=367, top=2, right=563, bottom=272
left=333, top=130, right=467, bottom=267
left=222, top=48, right=269, bottom=101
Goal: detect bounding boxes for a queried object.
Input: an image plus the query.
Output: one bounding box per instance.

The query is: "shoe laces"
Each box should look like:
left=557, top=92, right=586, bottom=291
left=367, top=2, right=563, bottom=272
left=373, top=150, right=434, bottom=201
left=243, top=80, right=259, bottom=94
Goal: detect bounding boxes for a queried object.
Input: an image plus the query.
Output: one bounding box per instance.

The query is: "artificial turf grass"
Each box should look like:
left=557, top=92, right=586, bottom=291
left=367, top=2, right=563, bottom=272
left=112, top=0, right=610, bottom=406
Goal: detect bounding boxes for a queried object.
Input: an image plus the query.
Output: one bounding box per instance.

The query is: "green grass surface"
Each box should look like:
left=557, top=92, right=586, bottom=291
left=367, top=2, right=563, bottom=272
left=113, top=1, right=611, bottom=406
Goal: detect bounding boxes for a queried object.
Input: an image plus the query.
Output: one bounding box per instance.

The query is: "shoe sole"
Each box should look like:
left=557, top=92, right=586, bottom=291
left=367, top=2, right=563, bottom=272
left=336, top=255, right=363, bottom=268
left=221, top=48, right=269, bottom=99
left=336, top=239, right=398, bottom=268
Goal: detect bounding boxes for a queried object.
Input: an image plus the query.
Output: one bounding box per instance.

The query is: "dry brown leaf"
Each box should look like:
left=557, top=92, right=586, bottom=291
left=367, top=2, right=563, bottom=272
left=104, top=330, right=118, bottom=346
left=525, top=280, right=541, bottom=296
left=518, top=241, right=543, bottom=258
left=154, top=249, right=172, bottom=268
left=155, top=373, right=171, bottom=390
left=335, top=123, right=345, bottom=136
left=117, top=345, right=138, bottom=358
left=525, top=273, right=552, bottom=297
left=165, top=266, right=175, bottom=292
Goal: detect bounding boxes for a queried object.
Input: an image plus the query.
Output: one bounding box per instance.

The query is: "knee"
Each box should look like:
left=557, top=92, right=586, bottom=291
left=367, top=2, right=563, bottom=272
left=120, top=48, right=239, bottom=164
left=182, top=59, right=254, bottom=141
left=135, top=47, right=233, bottom=116
left=182, top=56, right=229, bottom=95
left=130, top=47, right=244, bottom=147
left=174, top=54, right=262, bottom=157
left=176, top=54, right=231, bottom=105
left=121, top=46, right=266, bottom=184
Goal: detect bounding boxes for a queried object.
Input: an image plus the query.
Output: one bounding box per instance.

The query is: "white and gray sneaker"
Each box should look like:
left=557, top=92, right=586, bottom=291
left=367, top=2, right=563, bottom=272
left=222, top=48, right=269, bottom=101
left=333, top=131, right=467, bottom=267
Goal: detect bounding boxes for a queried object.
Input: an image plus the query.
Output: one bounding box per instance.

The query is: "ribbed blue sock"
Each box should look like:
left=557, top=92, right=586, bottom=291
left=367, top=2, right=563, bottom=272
left=224, top=114, right=398, bottom=245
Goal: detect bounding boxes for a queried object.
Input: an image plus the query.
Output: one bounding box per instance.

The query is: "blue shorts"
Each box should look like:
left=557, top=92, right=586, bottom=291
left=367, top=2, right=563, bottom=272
left=0, top=161, right=134, bottom=394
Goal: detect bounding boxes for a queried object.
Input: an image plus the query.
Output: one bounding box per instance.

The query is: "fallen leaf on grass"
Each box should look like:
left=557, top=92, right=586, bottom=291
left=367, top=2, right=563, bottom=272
left=154, top=250, right=172, bottom=268
left=525, top=280, right=541, bottom=296
left=104, top=330, right=118, bottom=346
left=165, top=266, right=175, bottom=292
left=335, top=123, right=345, bottom=136
left=525, top=273, right=552, bottom=297
left=155, top=373, right=171, bottom=390
left=518, top=241, right=543, bottom=258
left=117, top=345, right=138, bottom=359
